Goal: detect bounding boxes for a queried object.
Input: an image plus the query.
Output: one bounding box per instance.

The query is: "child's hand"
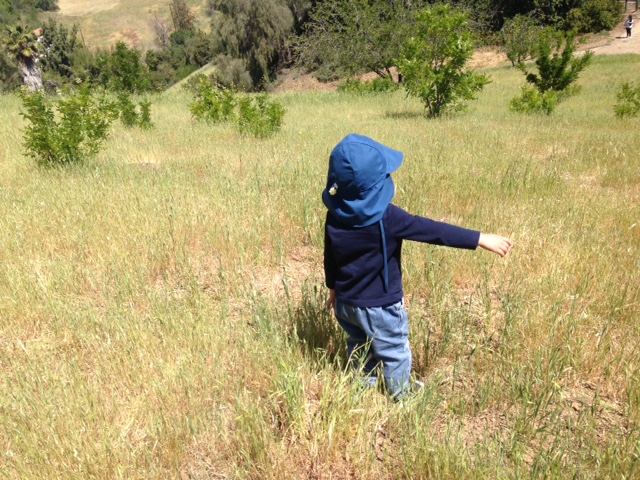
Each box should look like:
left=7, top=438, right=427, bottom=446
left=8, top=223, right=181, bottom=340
left=326, top=289, right=336, bottom=312
left=478, top=233, right=512, bottom=257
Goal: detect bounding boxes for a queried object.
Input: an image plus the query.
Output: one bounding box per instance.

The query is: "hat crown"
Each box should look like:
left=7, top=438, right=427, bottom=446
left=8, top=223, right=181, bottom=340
left=329, top=139, right=387, bottom=198
left=323, top=134, right=404, bottom=228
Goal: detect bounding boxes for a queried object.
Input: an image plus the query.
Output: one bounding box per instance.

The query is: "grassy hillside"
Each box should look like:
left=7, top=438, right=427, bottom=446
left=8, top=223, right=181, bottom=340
left=1, top=54, right=639, bottom=478
left=42, top=0, right=209, bottom=51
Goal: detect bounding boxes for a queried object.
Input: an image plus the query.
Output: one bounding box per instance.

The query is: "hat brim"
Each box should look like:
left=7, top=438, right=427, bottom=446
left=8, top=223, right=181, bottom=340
left=323, top=176, right=395, bottom=227
left=382, top=146, right=404, bottom=174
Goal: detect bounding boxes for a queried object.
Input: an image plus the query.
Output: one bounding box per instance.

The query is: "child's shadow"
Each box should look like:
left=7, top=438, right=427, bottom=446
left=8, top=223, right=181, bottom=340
left=288, top=283, right=348, bottom=366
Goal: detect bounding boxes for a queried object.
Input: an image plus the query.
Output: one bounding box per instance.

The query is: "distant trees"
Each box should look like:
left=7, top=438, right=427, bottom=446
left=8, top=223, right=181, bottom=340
left=296, top=0, right=426, bottom=80
left=209, top=0, right=302, bottom=90
left=145, top=0, right=214, bottom=89
left=38, top=18, right=80, bottom=82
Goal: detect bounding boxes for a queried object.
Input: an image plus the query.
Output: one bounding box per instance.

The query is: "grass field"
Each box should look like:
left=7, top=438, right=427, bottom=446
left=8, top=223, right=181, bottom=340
left=44, top=0, right=209, bottom=52
left=1, top=54, right=639, bottom=478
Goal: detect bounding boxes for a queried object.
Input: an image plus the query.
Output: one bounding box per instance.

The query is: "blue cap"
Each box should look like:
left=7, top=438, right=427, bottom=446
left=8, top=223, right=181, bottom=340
left=322, top=134, right=404, bottom=227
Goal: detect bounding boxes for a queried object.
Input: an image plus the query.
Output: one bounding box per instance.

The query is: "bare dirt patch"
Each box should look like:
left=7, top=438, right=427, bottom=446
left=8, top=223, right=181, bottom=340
left=586, top=11, right=640, bottom=55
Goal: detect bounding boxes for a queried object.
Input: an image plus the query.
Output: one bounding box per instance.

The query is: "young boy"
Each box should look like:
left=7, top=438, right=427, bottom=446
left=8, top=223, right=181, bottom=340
left=323, top=134, right=512, bottom=400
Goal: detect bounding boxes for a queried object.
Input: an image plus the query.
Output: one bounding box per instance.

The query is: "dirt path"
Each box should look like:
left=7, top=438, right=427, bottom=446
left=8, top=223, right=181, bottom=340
left=587, top=10, right=640, bottom=55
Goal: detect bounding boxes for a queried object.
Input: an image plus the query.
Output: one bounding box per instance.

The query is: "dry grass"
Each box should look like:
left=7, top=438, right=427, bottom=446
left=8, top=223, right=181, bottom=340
left=1, top=55, right=640, bottom=478
left=45, top=0, right=209, bottom=51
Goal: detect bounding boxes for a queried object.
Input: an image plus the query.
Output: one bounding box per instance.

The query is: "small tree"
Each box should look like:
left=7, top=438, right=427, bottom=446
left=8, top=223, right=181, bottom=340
left=169, top=0, right=197, bottom=32
left=519, top=32, right=592, bottom=94
left=614, top=82, right=640, bottom=118
left=39, top=19, right=80, bottom=81
left=511, top=32, right=592, bottom=114
left=296, top=0, right=425, bottom=81
left=18, top=82, right=119, bottom=166
left=501, top=15, right=545, bottom=67
left=397, top=5, right=490, bottom=118
left=101, top=42, right=151, bottom=93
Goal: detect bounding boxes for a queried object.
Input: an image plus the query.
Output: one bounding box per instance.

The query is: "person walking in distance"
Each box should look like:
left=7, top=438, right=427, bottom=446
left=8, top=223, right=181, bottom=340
left=625, top=15, right=634, bottom=38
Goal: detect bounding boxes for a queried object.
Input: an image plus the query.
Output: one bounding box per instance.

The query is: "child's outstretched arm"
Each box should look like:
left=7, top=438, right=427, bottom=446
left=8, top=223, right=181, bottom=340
left=478, top=233, right=512, bottom=257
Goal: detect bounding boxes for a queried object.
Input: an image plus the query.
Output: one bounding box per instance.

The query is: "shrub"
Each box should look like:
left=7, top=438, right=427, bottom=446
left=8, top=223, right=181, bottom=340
left=116, top=92, right=154, bottom=129
left=614, top=82, right=640, bottom=118
left=337, top=76, right=399, bottom=94
left=397, top=5, right=490, bottom=118
left=18, top=83, right=118, bottom=166
left=509, top=86, right=559, bottom=115
left=189, top=77, right=285, bottom=138
left=511, top=31, right=592, bottom=115
left=236, top=94, right=285, bottom=138
left=519, top=32, right=592, bottom=94
left=189, top=77, right=237, bottom=124
left=500, top=15, right=545, bottom=67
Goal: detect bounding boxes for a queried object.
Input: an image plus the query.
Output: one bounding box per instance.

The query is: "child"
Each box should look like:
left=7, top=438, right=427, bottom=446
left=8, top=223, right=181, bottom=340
left=323, top=134, right=512, bottom=400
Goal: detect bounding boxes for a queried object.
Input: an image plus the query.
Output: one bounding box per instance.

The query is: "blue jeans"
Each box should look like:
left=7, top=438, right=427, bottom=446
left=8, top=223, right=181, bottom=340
left=334, top=299, right=411, bottom=398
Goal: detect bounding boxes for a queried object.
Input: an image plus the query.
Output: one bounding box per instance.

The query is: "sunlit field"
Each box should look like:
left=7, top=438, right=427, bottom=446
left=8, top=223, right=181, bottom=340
left=46, top=0, right=209, bottom=51
left=1, top=54, right=639, bottom=478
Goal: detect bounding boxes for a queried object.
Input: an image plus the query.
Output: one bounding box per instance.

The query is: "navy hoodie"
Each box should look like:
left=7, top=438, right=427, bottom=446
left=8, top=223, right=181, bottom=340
left=324, top=204, right=480, bottom=308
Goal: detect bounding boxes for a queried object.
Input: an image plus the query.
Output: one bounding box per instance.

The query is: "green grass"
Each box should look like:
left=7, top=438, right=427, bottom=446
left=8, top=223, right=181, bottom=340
left=1, top=54, right=640, bottom=478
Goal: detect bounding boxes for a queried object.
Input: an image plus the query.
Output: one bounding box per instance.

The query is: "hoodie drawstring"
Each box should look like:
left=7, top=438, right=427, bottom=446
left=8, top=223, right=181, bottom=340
left=379, top=220, right=389, bottom=293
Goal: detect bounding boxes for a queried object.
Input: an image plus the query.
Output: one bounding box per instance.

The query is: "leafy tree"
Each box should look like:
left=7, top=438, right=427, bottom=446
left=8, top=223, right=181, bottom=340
left=614, top=82, right=640, bottom=118
left=500, top=15, right=547, bottom=66
left=18, top=82, right=119, bottom=166
left=296, top=0, right=426, bottom=80
left=397, top=5, right=490, bottom=118
left=566, top=0, right=621, bottom=33
left=519, top=32, right=592, bottom=93
left=4, top=24, right=42, bottom=90
left=100, top=42, right=151, bottom=93
left=210, top=0, right=295, bottom=90
left=33, top=0, right=57, bottom=11
left=38, top=18, right=79, bottom=80
left=511, top=32, right=592, bottom=114
left=169, top=0, right=196, bottom=31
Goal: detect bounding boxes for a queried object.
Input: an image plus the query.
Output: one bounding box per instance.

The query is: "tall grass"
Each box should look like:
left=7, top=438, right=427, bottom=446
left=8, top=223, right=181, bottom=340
left=1, top=54, right=639, bottom=478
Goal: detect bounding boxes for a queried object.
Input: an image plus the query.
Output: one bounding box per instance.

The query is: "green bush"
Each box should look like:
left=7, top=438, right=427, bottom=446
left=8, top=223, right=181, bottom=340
left=509, top=86, right=559, bottom=115
left=189, top=77, right=237, bottom=124
left=397, top=5, right=490, bottom=118
left=337, top=76, right=399, bottom=94
left=500, top=15, right=546, bottom=67
left=519, top=32, right=592, bottom=94
left=511, top=32, right=592, bottom=115
left=236, top=94, right=285, bottom=138
left=566, top=0, right=622, bottom=33
left=189, top=77, right=285, bottom=138
left=116, top=92, right=154, bottom=129
left=18, top=83, right=118, bottom=166
left=614, top=82, right=640, bottom=118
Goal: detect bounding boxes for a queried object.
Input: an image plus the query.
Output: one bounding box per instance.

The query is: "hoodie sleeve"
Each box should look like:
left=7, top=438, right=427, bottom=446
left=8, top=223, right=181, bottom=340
left=388, top=204, right=480, bottom=249
left=324, top=217, right=337, bottom=289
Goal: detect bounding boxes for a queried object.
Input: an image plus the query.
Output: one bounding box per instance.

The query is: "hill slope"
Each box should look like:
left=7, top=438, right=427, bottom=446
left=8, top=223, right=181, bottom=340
left=45, top=0, right=209, bottom=51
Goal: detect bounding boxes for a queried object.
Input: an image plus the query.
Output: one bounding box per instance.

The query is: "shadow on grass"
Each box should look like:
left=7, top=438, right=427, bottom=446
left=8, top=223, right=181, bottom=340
left=384, top=111, right=426, bottom=120
left=287, top=281, right=348, bottom=368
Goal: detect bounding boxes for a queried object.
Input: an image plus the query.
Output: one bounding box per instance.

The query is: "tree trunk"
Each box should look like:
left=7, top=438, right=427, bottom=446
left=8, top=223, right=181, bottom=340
left=19, top=59, right=43, bottom=91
